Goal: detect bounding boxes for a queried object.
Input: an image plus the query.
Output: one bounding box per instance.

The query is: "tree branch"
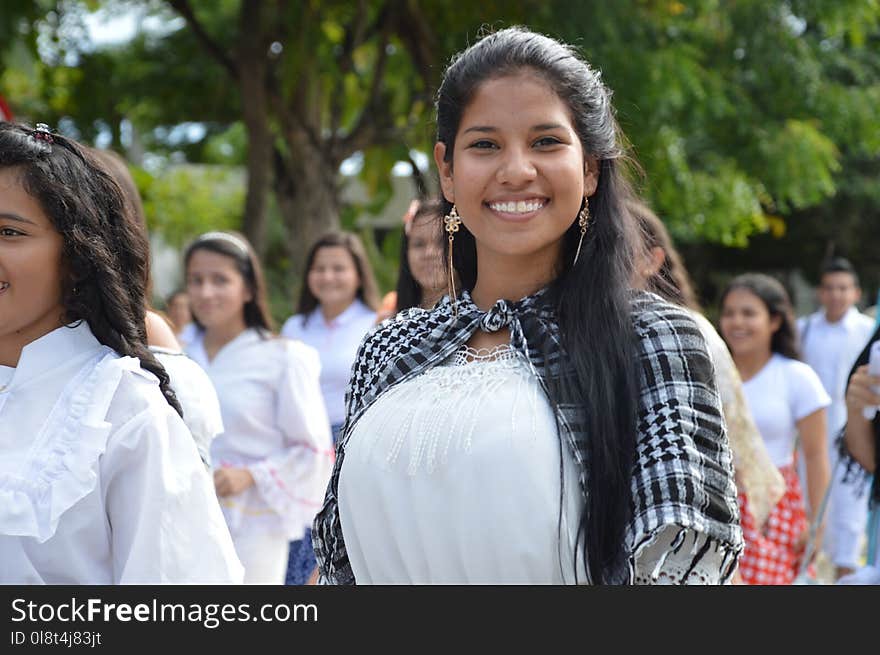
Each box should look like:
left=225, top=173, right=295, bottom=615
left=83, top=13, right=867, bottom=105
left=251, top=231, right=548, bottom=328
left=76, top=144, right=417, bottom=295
left=330, top=0, right=370, bottom=137
left=167, top=0, right=238, bottom=80
left=335, top=28, right=392, bottom=161
left=393, top=0, right=437, bottom=90
left=339, top=0, right=370, bottom=74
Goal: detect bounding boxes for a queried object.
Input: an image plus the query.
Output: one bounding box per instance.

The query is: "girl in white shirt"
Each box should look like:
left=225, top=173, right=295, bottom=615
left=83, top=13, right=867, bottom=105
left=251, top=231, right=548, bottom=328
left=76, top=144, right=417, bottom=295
left=0, top=122, right=242, bottom=584
left=184, top=231, right=333, bottom=584
left=720, top=273, right=831, bottom=584
left=279, top=231, right=379, bottom=584
left=281, top=231, right=380, bottom=437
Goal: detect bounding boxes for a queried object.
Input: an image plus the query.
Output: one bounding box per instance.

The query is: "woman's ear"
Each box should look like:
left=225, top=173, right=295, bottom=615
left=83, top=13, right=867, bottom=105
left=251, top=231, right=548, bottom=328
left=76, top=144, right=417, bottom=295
left=434, top=142, right=455, bottom=204
left=647, top=246, right=666, bottom=277
left=769, top=314, right=783, bottom=334
left=583, top=157, right=600, bottom=197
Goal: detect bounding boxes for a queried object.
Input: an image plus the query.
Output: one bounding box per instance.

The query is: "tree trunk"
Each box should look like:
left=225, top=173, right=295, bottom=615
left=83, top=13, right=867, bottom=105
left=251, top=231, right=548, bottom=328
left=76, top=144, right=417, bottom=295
left=237, top=1, right=272, bottom=257
left=275, top=130, right=341, bottom=276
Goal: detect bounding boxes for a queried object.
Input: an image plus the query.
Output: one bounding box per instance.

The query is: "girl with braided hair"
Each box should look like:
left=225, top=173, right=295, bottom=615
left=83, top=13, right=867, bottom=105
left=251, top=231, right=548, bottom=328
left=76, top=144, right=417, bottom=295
left=0, top=122, right=243, bottom=583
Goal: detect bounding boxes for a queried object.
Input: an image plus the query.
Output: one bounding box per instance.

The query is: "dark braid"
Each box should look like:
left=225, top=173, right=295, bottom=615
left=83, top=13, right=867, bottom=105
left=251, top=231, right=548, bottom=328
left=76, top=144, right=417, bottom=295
left=0, top=122, right=181, bottom=415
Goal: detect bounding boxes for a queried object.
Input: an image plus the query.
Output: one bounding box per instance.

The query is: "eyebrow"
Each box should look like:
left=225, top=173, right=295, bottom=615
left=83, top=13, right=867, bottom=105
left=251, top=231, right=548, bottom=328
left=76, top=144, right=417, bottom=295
left=462, top=126, right=497, bottom=135
left=0, top=212, right=37, bottom=225
left=462, top=123, right=569, bottom=135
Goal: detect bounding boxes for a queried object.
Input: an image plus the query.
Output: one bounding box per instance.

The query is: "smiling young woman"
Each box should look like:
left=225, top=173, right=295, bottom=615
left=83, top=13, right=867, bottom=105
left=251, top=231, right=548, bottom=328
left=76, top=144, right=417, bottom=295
left=719, top=274, right=831, bottom=584
left=183, top=231, right=334, bottom=585
left=0, top=122, right=243, bottom=584
left=312, top=27, right=743, bottom=585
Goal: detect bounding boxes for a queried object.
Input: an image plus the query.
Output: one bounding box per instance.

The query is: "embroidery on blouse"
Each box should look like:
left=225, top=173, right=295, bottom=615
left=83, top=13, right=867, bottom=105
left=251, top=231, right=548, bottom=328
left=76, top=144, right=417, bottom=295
left=351, top=344, right=544, bottom=476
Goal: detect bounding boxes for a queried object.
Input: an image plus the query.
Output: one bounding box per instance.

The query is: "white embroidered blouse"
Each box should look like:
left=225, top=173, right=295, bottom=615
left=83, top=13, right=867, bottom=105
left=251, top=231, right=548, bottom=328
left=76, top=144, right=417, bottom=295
left=186, top=329, right=334, bottom=541
left=0, top=323, right=243, bottom=584
left=337, top=346, right=728, bottom=584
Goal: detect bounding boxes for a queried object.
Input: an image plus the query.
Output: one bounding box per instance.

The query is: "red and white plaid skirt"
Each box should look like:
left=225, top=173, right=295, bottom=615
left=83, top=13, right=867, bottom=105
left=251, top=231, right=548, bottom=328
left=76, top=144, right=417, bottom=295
left=738, top=463, right=812, bottom=585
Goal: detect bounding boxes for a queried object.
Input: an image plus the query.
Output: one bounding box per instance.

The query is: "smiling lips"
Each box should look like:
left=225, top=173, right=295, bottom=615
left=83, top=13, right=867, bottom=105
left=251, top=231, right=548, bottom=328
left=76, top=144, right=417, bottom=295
left=486, top=198, right=547, bottom=217
left=0, top=281, right=8, bottom=293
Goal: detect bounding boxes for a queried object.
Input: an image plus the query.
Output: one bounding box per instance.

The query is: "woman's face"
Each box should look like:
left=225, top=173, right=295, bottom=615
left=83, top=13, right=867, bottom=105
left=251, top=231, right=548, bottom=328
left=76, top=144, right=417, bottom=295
left=434, top=72, right=599, bottom=271
left=407, top=216, right=446, bottom=294
left=719, top=288, right=781, bottom=358
left=307, top=246, right=360, bottom=310
left=0, top=168, right=65, bottom=365
left=186, top=249, right=252, bottom=330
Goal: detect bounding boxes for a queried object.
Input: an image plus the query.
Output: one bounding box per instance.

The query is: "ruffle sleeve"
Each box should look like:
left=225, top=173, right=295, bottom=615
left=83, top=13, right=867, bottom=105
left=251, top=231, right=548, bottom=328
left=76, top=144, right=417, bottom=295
left=247, top=340, right=334, bottom=540
left=101, top=385, right=244, bottom=584
left=0, top=351, right=128, bottom=543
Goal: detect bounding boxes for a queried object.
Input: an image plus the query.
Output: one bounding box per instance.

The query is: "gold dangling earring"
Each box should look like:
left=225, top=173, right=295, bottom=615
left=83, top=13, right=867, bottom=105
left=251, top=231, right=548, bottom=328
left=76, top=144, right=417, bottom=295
left=444, top=204, right=462, bottom=315
left=572, top=199, right=590, bottom=266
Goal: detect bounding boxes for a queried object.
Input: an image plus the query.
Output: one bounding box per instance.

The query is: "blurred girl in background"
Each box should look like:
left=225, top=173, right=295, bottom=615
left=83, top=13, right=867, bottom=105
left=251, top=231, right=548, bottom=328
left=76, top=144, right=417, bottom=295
left=185, top=231, right=333, bottom=584
left=720, top=273, right=831, bottom=584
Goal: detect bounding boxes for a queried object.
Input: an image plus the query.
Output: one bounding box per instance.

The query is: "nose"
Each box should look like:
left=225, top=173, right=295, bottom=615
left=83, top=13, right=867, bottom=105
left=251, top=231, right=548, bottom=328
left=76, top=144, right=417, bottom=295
left=191, top=281, right=215, bottom=300
left=496, top=145, right=537, bottom=186
left=721, top=313, right=741, bottom=330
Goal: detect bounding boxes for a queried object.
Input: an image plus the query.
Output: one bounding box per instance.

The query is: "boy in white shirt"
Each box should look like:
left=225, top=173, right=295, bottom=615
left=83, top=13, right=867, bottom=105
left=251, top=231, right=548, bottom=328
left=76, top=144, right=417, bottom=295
left=797, top=257, right=876, bottom=579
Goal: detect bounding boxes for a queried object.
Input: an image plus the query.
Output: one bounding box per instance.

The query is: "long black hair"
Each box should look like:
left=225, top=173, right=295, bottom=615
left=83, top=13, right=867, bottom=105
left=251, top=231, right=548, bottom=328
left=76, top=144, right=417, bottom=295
left=435, top=27, right=643, bottom=584
left=0, top=121, right=181, bottom=415
left=719, top=273, right=801, bottom=360
left=395, top=199, right=444, bottom=311
left=184, top=231, right=275, bottom=334
left=296, top=231, right=381, bottom=320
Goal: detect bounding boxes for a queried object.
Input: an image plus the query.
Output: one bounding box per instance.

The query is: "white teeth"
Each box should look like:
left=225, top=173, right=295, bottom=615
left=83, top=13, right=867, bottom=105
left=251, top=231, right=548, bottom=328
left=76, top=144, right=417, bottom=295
left=0, top=282, right=8, bottom=290
left=489, top=200, right=544, bottom=214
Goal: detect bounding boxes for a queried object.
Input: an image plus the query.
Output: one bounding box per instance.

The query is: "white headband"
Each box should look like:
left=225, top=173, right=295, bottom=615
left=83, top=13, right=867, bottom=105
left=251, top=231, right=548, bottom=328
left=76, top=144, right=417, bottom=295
left=193, top=231, right=250, bottom=255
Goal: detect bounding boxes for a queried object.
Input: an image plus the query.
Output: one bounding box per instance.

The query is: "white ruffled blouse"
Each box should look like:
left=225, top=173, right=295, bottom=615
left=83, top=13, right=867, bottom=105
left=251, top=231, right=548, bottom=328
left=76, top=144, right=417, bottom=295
left=338, top=346, right=728, bottom=584
left=186, top=329, right=334, bottom=541
left=0, top=323, right=244, bottom=584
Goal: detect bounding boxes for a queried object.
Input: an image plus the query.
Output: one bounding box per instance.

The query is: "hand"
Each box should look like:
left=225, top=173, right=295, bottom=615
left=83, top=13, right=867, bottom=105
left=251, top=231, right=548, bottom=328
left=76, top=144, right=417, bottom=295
left=214, top=467, right=255, bottom=497
left=845, top=365, right=880, bottom=416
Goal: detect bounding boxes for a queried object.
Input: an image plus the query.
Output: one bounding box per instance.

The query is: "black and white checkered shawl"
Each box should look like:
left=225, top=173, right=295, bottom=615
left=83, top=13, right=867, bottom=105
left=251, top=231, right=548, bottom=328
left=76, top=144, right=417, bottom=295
left=312, top=288, right=743, bottom=584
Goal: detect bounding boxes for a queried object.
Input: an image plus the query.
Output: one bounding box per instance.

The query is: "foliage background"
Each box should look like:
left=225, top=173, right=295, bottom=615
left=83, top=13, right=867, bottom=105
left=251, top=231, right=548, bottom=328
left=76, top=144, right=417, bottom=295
left=2, top=0, right=879, bottom=324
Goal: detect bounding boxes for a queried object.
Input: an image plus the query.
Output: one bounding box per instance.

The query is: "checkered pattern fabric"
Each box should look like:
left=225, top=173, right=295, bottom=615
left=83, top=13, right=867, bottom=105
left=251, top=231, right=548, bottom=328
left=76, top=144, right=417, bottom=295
left=312, top=289, right=742, bottom=584
left=738, top=464, right=811, bottom=585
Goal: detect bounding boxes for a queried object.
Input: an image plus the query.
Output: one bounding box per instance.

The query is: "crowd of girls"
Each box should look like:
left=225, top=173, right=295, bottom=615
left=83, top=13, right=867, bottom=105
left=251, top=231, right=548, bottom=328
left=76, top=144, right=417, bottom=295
left=2, top=26, right=876, bottom=586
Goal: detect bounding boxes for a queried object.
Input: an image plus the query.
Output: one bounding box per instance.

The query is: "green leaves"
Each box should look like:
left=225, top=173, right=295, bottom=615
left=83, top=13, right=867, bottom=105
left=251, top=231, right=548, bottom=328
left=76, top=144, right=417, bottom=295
left=547, top=0, right=880, bottom=248
left=137, top=163, right=244, bottom=247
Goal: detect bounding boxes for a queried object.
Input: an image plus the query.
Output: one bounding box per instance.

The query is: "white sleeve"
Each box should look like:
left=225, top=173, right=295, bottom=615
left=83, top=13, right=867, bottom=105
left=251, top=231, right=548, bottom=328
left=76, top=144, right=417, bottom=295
left=280, top=315, right=302, bottom=340
left=156, top=353, right=224, bottom=469
left=789, top=361, right=831, bottom=421
left=101, top=406, right=244, bottom=584
left=246, top=341, right=334, bottom=539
